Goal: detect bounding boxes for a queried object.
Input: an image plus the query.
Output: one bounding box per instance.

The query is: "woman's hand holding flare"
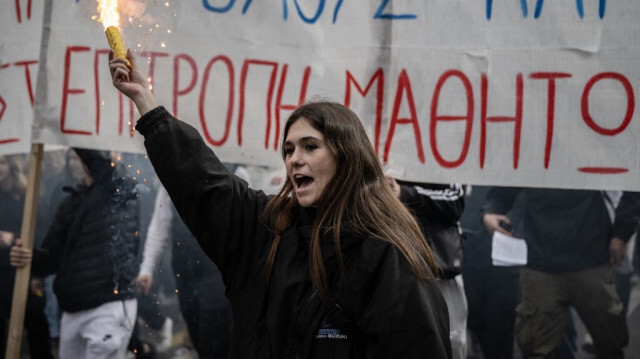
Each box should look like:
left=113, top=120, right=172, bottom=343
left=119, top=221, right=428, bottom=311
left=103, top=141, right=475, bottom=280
left=109, top=49, right=158, bottom=116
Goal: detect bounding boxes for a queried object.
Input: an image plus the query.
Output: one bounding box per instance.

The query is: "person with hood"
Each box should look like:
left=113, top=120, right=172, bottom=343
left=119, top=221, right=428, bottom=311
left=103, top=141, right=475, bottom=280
left=11, top=148, right=141, bottom=359
left=38, top=148, right=88, bottom=349
left=106, top=50, right=452, bottom=358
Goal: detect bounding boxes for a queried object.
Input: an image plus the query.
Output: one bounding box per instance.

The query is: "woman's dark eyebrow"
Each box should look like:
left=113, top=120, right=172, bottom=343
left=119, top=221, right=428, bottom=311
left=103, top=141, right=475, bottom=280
left=300, top=136, right=321, bottom=142
left=284, top=136, right=322, bottom=146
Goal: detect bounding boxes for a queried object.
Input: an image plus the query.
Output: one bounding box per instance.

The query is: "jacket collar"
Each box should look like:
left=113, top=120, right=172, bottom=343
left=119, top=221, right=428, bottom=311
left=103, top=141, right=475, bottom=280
left=294, top=206, right=363, bottom=259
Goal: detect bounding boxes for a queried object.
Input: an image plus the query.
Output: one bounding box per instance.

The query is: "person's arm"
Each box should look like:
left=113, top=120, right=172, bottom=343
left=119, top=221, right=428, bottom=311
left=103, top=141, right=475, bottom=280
left=11, top=198, right=72, bottom=276
left=397, top=182, right=465, bottom=223
left=610, top=191, right=640, bottom=266
left=137, top=185, right=173, bottom=294
left=481, top=187, right=521, bottom=236
left=109, top=49, right=272, bottom=292
left=33, top=198, right=75, bottom=276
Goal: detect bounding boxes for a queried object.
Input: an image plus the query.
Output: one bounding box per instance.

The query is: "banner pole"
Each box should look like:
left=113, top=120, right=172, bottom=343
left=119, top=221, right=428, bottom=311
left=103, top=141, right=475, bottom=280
left=5, top=143, right=44, bottom=359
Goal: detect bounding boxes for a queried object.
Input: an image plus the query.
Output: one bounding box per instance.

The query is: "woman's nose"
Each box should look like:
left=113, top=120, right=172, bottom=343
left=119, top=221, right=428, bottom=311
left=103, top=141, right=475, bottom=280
left=289, top=150, right=303, bottom=166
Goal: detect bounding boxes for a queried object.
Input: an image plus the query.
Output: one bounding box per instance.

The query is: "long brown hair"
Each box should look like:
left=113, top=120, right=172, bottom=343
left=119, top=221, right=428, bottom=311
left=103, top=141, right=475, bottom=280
left=263, top=101, right=439, bottom=302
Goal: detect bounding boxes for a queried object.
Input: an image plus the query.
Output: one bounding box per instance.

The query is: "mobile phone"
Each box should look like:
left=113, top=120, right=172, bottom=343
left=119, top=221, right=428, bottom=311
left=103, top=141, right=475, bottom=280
left=499, top=221, right=513, bottom=232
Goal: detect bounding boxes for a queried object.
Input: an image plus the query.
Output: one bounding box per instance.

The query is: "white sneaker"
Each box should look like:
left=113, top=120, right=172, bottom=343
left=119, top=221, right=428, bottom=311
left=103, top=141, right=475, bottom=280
left=156, top=317, right=174, bottom=352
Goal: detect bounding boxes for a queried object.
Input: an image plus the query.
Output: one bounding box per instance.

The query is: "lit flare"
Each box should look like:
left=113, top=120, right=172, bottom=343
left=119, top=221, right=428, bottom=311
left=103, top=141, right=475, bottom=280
left=105, top=26, right=131, bottom=68
left=97, top=0, right=130, bottom=68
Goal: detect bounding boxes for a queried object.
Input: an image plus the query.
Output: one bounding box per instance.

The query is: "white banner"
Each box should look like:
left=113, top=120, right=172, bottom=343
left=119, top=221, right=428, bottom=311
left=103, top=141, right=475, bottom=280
left=0, top=0, right=44, bottom=155
left=24, top=1, right=640, bottom=190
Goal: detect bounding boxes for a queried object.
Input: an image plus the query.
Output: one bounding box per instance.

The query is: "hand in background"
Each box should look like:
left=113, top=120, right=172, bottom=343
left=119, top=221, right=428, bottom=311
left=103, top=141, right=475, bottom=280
left=10, top=239, right=32, bottom=268
left=136, top=274, right=154, bottom=295
left=609, top=237, right=627, bottom=267
left=30, top=277, right=44, bottom=297
left=0, top=231, right=14, bottom=247
left=482, top=213, right=513, bottom=236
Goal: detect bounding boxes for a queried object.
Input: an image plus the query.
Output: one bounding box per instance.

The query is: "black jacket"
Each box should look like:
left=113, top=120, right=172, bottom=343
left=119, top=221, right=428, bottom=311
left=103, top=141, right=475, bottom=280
left=33, top=150, right=140, bottom=312
left=136, top=106, right=452, bottom=359
left=482, top=187, right=640, bottom=273
left=1, top=190, right=26, bottom=301
left=398, top=181, right=465, bottom=279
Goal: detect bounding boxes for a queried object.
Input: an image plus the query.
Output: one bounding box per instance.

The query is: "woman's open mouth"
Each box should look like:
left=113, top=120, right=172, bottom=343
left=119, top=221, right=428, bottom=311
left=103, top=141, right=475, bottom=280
left=294, top=174, right=314, bottom=190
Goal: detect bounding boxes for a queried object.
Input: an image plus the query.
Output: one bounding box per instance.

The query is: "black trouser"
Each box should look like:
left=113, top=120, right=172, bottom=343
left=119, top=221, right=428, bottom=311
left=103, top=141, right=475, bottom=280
left=464, top=265, right=520, bottom=359
left=173, top=263, right=231, bottom=359
left=127, top=286, right=165, bottom=358
left=1, top=282, right=53, bottom=359
left=136, top=291, right=167, bottom=330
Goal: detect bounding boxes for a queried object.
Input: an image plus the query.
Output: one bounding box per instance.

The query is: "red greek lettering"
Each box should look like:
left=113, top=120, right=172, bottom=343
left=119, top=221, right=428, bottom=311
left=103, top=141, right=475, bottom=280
left=430, top=70, right=474, bottom=168
left=238, top=60, right=278, bottom=148
left=60, top=46, right=92, bottom=135
left=383, top=69, right=425, bottom=163
left=344, top=69, right=384, bottom=155
left=275, top=64, right=311, bottom=150
left=173, top=54, right=198, bottom=117
left=199, top=55, right=234, bottom=146
left=480, top=73, right=523, bottom=169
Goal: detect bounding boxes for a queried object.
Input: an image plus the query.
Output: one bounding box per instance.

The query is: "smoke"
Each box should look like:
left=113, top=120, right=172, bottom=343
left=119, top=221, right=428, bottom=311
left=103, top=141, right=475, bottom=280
left=77, top=0, right=177, bottom=63
left=115, top=0, right=176, bottom=54
left=118, top=0, right=148, bottom=24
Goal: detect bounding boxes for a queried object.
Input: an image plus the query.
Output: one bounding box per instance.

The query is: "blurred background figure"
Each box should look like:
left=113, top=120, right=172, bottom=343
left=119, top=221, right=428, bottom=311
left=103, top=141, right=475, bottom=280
left=482, top=188, right=640, bottom=359
left=11, top=148, right=141, bottom=359
left=135, top=163, right=249, bottom=359
left=460, top=185, right=521, bottom=359
left=387, top=178, right=467, bottom=359
left=0, top=153, right=53, bottom=359
left=38, top=148, right=89, bottom=355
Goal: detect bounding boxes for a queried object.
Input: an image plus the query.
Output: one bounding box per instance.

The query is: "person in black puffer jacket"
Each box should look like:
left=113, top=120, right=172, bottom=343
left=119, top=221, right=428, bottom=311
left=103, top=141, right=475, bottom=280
left=11, top=148, right=140, bottom=359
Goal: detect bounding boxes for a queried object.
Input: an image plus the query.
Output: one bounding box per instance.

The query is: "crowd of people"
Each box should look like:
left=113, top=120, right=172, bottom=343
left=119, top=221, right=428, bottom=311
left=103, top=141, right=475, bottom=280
left=0, top=48, right=639, bottom=359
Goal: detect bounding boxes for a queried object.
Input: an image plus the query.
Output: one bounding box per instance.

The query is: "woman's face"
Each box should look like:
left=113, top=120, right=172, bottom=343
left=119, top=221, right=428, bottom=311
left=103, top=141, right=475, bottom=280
left=284, top=118, right=337, bottom=207
left=0, top=156, right=9, bottom=185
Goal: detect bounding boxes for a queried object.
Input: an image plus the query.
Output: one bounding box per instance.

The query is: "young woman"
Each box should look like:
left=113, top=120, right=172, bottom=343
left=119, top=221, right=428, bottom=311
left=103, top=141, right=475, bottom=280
left=108, top=50, right=451, bottom=358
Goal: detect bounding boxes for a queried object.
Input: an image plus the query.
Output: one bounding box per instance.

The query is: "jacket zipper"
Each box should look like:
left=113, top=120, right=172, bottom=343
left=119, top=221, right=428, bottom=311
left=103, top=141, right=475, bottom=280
left=290, top=288, right=317, bottom=358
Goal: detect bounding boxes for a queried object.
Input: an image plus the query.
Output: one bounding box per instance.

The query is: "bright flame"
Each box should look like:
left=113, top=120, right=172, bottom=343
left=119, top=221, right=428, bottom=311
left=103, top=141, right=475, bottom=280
left=97, top=0, right=121, bottom=29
